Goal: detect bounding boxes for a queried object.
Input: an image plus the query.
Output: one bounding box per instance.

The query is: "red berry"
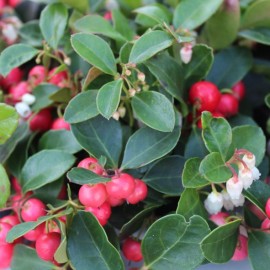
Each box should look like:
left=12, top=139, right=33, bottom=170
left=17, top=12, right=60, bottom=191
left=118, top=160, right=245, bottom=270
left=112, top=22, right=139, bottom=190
left=189, top=81, right=221, bottom=112
left=126, top=179, right=148, bottom=204
left=51, top=117, right=70, bottom=130
left=0, top=243, right=14, bottom=269
left=107, top=196, right=124, bottom=207
left=231, top=235, right=248, bottom=261
left=28, top=65, right=47, bottom=86
left=265, top=198, right=270, bottom=219
left=77, top=157, right=104, bottom=175
left=85, top=202, right=111, bottom=226
left=232, top=81, right=245, bottom=101
left=9, top=81, right=31, bottom=103
left=209, top=212, right=229, bottom=226
left=78, top=183, right=107, bottom=208
left=0, top=222, right=12, bottom=243
left=48, top=68, right=68, bottom=88
left=36, top=232, right=61, bottom=261
left=29, top=109, right=53, bottom=132
left=122, top=238, right=143, bottom=262
left=1, top=67, right=23, bottom=90
left=24, top=223, right=45, bottom=241
left=215, top=94, right=239, bottom=118
left=103, top=11, right=112, bottom=20
left=106, top=173, right=135, bottom=200
left=21, top=198, right=46, bottom=222
left=261, top=218, right=270, bottom=232
left=0, top=215, right=19, bottom=227
left=8, top=0, right=21, bottom=7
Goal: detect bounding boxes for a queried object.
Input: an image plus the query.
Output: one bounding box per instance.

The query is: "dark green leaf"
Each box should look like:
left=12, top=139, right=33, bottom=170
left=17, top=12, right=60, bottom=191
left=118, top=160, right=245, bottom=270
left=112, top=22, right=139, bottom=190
left=239, top=28, right=270, bottom=45
left=67, top=211, right=124, bottom=270
left=129, top=30, right=174, bottom=64
left=21, top=150, right=76, bottom=193
left=71, top=116, right=122, bottom=168
left=0, top=164, right=10, bottom=208
left=49, top=87, right=72, bottom=103
left=142, top=214, right=210, bottom=270
left=119, top=42, right=133, bottom=63
left=131, top=91, right=175, bottom=132
left=71, top=33, right=117, bottom=75
left=143, top=156, right=185, bottom=195
left=201, top=219, right=241, bottom=263
left=121, top=126, right=181, bottom=169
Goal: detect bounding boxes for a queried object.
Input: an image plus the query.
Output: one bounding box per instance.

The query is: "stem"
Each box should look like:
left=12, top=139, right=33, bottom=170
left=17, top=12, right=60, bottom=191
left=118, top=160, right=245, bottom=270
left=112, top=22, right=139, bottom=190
left=226, top=163, right=238, bottom=183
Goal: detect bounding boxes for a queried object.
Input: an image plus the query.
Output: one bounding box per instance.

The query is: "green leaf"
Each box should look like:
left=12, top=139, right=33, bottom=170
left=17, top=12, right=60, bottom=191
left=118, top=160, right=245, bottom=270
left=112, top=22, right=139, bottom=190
left=60, top=0, right=89, bottom=13
left=202, top=113, right=232, bottom=160
left=71, top=116, right=122, bottom=168
left=265, top=93, right=270, bottom=108
left=31, top=83, right=59, bottom=112
left=182, top=157, right=209, bottom=188
left=0, top=103, right=19, bottom=145
left=121, top=126, right=181, bottom=170
left=74, top=15, right=126, bottom=42
left=19, top=20, right=43, bottom=47
left=67, top=211, right=124, bottom=270
left=21, top=150, right=76, bottom=193
left=64, top=90, right=99, bottom=124
left=142, top=214, right=210, bottom=270
left=119, top=42, right=133, bottom=63
left=39, top=3, right=68, bottom=49
left=97, top=79, right=123, bottom=119
left=131, top=91, right=175, bottom=132
left=229, top=125, right=266, bottom=165
left=39, top=130, right=82, bottom=154
left=0, top=45, right=38, bottom=77
left=206, top=46, right=253, bottom=89
left=49, top=87, right=72, bottom=103
left=184, top=44, right=214, bottom=88
left=173, top=0, right=223, bottom=30
left=71, top=33, right=117, bottom=75
left=199, top=152, right=232, bottom=183
left=67, top=167, right=110, bottom=185
left=239, top=28, right=270, bottom=45
left=248, top=231, right=270, bottom=270
left=201, top=219, right=241, bottom=263
left=11, top=245, right=54, bottom=270
left=176, top=188, right=208, bottom=219
left=129, top=30, right=174, bottom=64
left=143, top=156, right=185, bottom=195
left=0, top=164, right=10, bottom=208
left=146, top=53, right=184, bottom=102
left=241, top=0, right=270, bottom=29
left=203, top=0, right=240, bottom=49
left=54, top=236, right=68, bottom=264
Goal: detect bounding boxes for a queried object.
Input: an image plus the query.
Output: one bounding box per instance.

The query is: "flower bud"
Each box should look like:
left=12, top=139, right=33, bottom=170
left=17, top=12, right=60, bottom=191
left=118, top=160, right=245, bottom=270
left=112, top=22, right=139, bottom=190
left=238, top=169, right=253, bottom=190
left=129, top=89, right=136, bottom=97
left=226, top=177, right=243, bottom=200
left=112, top=111, right=120, bottom=121
left=180, top=44, right=193, bottom=64
left=221, top=190, right=234, bottom=211
left=242, top=154, right=256, bottom=169
left=22, top=93, right=36, bottom=105
left=137, top=72, right=145, bottom=82
left=204, top=192, right=223, bottom=215
left=118, top=107, right=126, bottom=118
left=15, top=102, right=31, bottom=118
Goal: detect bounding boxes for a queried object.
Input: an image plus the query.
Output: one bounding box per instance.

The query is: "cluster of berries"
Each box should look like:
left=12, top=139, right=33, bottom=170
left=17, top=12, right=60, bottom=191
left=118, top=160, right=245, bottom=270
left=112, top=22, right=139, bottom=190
left=188, top=80, right=245, bottom=128
left=77, top=157, right=148, bottom=226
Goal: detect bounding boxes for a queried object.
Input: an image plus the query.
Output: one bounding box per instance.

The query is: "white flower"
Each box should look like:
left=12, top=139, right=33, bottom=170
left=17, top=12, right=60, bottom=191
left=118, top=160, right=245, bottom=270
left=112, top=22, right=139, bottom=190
left=22, top=93, right=36, bottom=105
left=180, top=45, right=193, bottom=64
left=15, top=102, right=31, bottom=118
left=221, top=190, right=234, bottom=211
left=238, top=169, right=253, bottom=190
left=242, top=154, right=256, bottom=169
left=231, top=194, right=245, bottom=207
left=2, top=24, right=18, bottom=43
left=226, top=177, right=243, bottom=200
left=204, top=192, right=223, bottom=215
left=251, top=167, right=261, bottom=181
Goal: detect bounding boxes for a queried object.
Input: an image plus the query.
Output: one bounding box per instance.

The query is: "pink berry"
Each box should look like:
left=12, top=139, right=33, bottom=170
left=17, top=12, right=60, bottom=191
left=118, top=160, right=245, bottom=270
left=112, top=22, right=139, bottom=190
left=29, top=109, right=53, bottom=132
left=36, top=232, right=61, bottom=261
left=28, top=65, right=47, bottom=86
left=126, top=179, right=148, bottom=204
left=232, top=81, right=245, bottom=101
left=106, top=173, right=135, bottom=200
left=77, top=157, right=104, bottom=175
left=265, top=198, right=270, bottom=219
left=8, top=0, right=21, bottom=7
left=48, top=68, right=68, bottom=88
left=189, top=81, right=221, bottom=112
left=107, top=196, right=124, bottom=207
left=2, top=67, right=23, bottom=90
left=51, top=117, right=70, bottom=130
left=0, top=222, right=12, bottom=243
left=0, top=243, right=14, bottom=269
left=261, top=218, right=270, bottom=232
left=85, top=202, right=111, bottom=226
left=209, top=212, right=229, bottom=226
left=0, top=215, right=19, bottom=227
left=122, top=238, right=143, bottom=262
left=24, top=223, right=45, bottom=241
left=78, top=183, right=107, bottom=208
left=21, top=198, right=46, bottom=222
left=103, top=11, right=112, bottom=20
left=215, top=94, right=239, bottom=118
left=9, top=81, right=31, bottom=103
left=231, top=235, right=248, bottom=261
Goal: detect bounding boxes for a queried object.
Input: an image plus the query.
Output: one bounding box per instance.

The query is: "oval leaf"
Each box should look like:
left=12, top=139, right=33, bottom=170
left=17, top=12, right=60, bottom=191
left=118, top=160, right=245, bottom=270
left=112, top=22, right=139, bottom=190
left=239, top=28, right=270, bottom=45
left=0, top=164, right=10, bottom=208
left=71, top=33, right=117, bottom=75
left=21, top=150, right=76, bottom=193
left=97, top=79, right=123, bottom=119
left=132, top=91, right=175, bottom=132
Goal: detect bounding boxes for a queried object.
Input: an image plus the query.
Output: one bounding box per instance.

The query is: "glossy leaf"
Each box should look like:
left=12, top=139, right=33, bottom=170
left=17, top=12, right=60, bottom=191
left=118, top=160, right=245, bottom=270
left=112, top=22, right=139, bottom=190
left=71, top=116, right=122, bottom=168
left=67, top=167, right=110, bottom=185
left=71, top=33, right=117, bottom=75
left=199, top=152, right=232, bottom=183
left=38, top=130, right=82, bottom=154
left=0, top=164, right=10, bottom=208
left=64, top=90, right=99, bottom=124
left=173, top=0, right=223, bottom=30
left=129, top=30, right=174, bottom=64
left=201, top=219, right=241, bottom=263
left=142, top=214, right=210, bottom=270
left=39, top=3, right=68, bottom=49
left=21, top=150, right=76, bottom=193
left=131, top=91, right=175, bottom=132
left=239, top=28, right=270, bottom=45
left=143, top=156, right=185, bottom=195
left=206, top=46, right=253, bottom=88
left=96, top=79, right=123, bottom=119
left=121, top=126, right=181, bottom=170
left=0, top=44, right=39, bottom=76
left=67, top=212, right=124, bottom=270
left=176, top=188, right=208, bottom=219
left=182, top=157, right=209, bottom=188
